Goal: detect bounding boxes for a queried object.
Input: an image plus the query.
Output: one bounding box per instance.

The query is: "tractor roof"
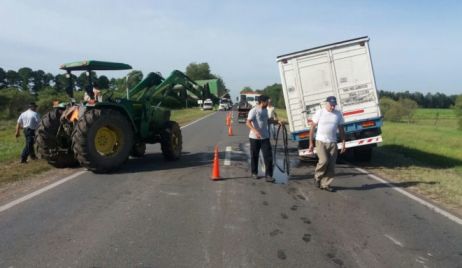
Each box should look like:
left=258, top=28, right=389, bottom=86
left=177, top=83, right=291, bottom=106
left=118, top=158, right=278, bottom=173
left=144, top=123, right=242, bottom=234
left=60, top=60, right=132, bottom=71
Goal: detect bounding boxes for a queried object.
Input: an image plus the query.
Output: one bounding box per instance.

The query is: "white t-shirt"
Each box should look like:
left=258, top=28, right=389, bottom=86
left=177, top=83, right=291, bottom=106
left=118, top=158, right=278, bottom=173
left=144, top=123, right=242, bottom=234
left=17, top=109, right=40, bottom=130
left=247, top=107, right=270, bottom=139
left=312, top=108, right=344, bottom=143
left=267, top=106, right=276, bottom=119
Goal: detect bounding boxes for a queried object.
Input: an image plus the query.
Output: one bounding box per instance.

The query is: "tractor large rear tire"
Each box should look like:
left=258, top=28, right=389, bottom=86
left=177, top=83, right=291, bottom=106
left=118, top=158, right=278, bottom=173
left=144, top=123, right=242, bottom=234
left=72, top=109, right=133, bottom=173
left=36, top=109, right=78, bottom=168
left=161, top=121, right=182, bottom=161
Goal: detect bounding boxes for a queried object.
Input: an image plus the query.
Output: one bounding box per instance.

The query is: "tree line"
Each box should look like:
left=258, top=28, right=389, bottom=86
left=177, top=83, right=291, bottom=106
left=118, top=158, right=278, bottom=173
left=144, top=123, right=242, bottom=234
left=378, top=90, right=457, bottom=109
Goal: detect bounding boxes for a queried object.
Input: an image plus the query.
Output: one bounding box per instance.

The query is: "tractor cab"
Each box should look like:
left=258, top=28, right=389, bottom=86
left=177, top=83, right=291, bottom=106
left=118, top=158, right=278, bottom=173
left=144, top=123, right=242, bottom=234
left=60, top=60, right=132, bottom=101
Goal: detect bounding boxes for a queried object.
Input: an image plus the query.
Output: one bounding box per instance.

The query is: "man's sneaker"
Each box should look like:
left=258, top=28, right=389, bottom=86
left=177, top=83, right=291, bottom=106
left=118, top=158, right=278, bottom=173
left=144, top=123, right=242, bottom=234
left=252, top=174, right=260, bottom=180
left=20, top=159, right=27, bottom=164
left=265, top=176, right=275, bottom=183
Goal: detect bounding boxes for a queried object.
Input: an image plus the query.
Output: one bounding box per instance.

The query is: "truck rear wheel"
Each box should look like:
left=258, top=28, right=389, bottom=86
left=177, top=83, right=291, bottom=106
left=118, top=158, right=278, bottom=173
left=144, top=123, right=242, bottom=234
left=353, top=146, right=373, bottom=162
left=161, top=121, right=182, bottom=160
left=36, top=109, right=78, bottom=168
left=72, top=109, right=133, bottom=173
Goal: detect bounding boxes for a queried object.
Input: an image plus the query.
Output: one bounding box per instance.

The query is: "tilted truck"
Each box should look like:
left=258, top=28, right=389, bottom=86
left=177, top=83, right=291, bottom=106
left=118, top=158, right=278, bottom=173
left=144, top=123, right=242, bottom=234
left=276, top=36, right=383, bottom=161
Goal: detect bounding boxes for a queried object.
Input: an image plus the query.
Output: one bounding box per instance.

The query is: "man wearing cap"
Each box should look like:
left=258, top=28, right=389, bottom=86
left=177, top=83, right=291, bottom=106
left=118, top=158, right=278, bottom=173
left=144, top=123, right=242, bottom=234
left=308, top=96, right=346, bottom=192
left=246, top=95, right=282, bottom=183
left=15, top=102, right=41, bottom=163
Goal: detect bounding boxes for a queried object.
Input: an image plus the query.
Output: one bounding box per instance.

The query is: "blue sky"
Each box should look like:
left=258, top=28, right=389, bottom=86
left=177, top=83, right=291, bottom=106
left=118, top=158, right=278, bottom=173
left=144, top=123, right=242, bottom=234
left=1, top=0, right=461, bottom=98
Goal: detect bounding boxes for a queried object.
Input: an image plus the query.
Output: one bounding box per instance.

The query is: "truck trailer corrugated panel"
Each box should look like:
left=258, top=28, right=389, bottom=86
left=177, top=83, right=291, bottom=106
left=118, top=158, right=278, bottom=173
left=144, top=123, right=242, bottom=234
left=277, top=36, right=381, bottom=134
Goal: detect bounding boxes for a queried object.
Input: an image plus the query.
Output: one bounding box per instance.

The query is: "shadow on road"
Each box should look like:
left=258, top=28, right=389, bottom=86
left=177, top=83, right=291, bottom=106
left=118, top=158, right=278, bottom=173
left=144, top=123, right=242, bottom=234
left=114, top=150, right=249, bottom=174
left=334, top=181, right=439, bottom=191
left=114, top=152, right=214, bottom=174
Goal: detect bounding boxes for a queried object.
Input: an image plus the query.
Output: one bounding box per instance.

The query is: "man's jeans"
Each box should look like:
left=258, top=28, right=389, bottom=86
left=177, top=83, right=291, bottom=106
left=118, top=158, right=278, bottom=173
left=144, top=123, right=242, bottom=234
left=21, top=128, right=36, bottom=161
left=250, top=138, right=273, bottom=177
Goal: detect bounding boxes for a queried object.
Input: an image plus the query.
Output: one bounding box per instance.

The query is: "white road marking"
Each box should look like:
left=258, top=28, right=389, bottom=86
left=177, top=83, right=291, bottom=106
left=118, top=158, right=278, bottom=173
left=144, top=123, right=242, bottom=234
left=159, top=191, right=180, bottom=196
left=224, top=146, right=232, bottom=166
left=0, top=112, right=217, bottom=214
left=384, top=234, right=404, bottom=247
left=0, top=171, right=86, bottom=213
left=354, top=167, right=462, bottom=226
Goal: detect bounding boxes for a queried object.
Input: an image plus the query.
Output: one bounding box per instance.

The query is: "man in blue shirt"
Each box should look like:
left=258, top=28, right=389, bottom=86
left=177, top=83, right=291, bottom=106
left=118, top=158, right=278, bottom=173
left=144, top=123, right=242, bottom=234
left=246, top=95, right=282, bottom=182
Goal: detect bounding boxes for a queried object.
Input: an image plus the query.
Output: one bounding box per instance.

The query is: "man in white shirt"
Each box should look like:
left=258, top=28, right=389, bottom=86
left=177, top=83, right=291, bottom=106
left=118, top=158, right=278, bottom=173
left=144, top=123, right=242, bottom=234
left=15, top=102, right=41, bottom=163
left=308, top=96, right=346, bottom=192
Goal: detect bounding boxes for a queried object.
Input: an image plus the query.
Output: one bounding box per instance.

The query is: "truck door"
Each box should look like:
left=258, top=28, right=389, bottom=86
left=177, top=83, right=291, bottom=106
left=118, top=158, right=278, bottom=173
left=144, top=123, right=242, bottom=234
left=331, top=43, right=381, bottom=122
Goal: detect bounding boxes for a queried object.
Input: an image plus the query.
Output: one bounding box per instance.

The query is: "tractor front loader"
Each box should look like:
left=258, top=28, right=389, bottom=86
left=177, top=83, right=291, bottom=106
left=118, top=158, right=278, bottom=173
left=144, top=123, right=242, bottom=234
left=36, top=60, right=206, bottom=173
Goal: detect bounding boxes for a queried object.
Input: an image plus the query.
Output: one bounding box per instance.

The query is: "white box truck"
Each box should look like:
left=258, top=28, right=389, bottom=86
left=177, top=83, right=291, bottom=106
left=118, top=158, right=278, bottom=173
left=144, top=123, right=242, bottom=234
left=276, top=36, right=383, bottom=161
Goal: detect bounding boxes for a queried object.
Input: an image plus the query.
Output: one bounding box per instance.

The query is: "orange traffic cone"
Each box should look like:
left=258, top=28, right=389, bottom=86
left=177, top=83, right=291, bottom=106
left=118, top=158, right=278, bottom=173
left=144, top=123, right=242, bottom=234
left=226, top=114, right=231, bottom=126
left=228, top=124, right=233, bottom=136
left=211, top=145, right=221, bottom=180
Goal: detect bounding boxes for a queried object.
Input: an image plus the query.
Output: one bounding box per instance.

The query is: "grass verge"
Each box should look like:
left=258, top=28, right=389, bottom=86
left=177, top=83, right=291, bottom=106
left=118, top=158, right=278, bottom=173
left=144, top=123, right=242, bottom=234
left=0, top=108, right=214, bottom=185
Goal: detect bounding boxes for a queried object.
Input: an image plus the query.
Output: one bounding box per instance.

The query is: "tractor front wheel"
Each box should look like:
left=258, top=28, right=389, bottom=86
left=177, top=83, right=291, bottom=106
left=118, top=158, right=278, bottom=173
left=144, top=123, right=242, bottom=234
left=72, top=109, right=133, bottom=173
left=36, top=109, right=78, bottom=168
left=160, top=121, right=182, bottom=160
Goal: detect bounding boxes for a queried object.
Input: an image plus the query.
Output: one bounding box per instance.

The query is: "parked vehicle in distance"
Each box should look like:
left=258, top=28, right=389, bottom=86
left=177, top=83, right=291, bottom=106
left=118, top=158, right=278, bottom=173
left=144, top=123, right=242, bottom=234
left=276, top=36, right=383, bottom=161
left=218, top=98, right=231, bottom=111
left=203, top=98, right=213, bottom=110
left=237, top=95, right=252, bottom=123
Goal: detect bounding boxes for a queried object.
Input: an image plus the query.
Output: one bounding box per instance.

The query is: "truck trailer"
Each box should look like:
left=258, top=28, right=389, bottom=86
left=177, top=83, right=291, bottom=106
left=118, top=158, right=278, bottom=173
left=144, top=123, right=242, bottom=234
left=276, top=36, right=383, bottom=161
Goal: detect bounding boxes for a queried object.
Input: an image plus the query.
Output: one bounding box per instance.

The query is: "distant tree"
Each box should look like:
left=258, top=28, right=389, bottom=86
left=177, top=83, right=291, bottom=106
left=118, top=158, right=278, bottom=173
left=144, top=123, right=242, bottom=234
left=126, top=70, right=143, bottom=89
left=5, top=70, right=20, bottom=88
left=185, top=62, right=215, bottom=80
left=43, top=72, right=55, bottom=87
left=97, top=75, right=110, bottom=89
left=17, top=67, right=33, bottom=91
left=109, top=78, right=117, bottom=90
left=261, top=83, right=285, bottom=108
left=0, top=67, right=6, bottom=89
left=54, top=74, right=68, bottom=92
left=32, top=70, right=45, bottom=92
left=76, top=71, right=97, bottom=91
left=399, top=98, right=418, bottom=123
left=241, top=86, right=253, bottom=93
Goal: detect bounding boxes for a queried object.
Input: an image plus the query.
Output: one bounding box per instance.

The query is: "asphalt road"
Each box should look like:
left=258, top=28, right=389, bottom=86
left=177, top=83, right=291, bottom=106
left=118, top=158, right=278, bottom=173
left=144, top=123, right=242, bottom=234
left=0, top=111, right=461, bottom=267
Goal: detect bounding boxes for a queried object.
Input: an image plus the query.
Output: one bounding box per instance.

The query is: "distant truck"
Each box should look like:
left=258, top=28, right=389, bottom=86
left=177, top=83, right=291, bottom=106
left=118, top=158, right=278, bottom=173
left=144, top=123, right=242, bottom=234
left=276, top=36, right=383, bottom=161
left=240, top=93, right=261, bottom=107
left=237, top=95, right=252, bottom=123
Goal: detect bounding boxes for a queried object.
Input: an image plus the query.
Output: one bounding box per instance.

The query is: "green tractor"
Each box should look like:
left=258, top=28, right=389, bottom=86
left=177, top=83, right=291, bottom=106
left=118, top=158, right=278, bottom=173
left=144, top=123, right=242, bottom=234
left=36, top=60, right=207, bottom=173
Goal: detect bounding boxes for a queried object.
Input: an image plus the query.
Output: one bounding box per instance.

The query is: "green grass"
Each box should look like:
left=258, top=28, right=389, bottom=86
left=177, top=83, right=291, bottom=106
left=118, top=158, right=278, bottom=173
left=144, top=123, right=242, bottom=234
left=366, top=108, right=462, bottom=208
left=170, top=108, right=214, bottom=126
left=275, top=108, right=287, bottom=121
left=0, top=108, right=214, bottom=185
left=0, top=120, right=24, bottom=163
